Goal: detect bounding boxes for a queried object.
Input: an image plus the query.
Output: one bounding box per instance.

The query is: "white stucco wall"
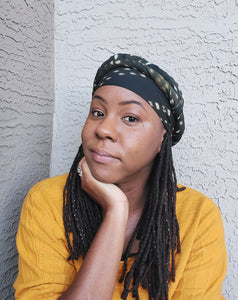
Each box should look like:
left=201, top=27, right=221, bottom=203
left=0, top=1, right=54, bottom=299
left=52, top=1, right=238, bottom=299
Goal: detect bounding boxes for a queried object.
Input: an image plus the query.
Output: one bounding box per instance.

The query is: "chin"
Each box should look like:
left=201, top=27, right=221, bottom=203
left=91, top=169, right=118, bottom=184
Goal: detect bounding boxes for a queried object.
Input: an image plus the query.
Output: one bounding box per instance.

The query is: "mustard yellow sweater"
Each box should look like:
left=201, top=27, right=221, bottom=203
left=14, top=174, right=227, bottom=299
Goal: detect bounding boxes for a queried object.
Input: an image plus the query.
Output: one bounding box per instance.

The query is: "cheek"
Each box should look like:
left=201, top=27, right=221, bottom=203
left=140, top=124, right=165, bottom=153
left=81, top=126, right=86, bottom=142
left=81, top=121, right=91, bottom=143
left=125, top=130, right=159, bottom=162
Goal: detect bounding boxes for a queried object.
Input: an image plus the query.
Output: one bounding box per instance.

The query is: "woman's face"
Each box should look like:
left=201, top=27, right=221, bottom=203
left=81, top=85, right=166, bottom=185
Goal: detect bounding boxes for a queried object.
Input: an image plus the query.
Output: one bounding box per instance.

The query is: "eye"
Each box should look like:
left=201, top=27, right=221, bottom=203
left=91, top=109, right=104, bottom=118
left=123, top=115, right=139, bottom=123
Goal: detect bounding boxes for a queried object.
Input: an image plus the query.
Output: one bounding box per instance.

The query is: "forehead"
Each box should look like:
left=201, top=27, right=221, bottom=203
left=92, top=85, right=150, bottom=109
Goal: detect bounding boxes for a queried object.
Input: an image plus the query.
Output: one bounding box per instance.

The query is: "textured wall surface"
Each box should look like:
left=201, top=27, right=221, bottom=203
left=0, top=1, right=54, bottom=299
left=52, top=0, right=238, bottom=298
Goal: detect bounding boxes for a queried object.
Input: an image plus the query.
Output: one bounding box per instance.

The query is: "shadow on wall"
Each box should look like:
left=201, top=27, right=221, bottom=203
left=0, top=183, right=30, bottom=299
left=0, top=134, right=53, bottom=299
left=0, top=1, right=54, bottom=299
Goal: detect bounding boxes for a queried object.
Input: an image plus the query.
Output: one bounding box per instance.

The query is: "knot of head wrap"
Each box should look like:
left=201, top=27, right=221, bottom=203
left=93, top=53, right=185, bottom=145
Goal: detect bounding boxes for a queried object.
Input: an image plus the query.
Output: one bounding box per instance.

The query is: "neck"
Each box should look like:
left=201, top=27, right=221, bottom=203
left=117, top=175, right=148, bottom=216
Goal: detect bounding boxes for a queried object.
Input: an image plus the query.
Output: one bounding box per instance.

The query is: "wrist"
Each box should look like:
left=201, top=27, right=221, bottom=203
left=104, top=200, right=129, bottom=224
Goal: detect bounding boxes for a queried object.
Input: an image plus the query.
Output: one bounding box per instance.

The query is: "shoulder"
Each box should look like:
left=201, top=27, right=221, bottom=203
left=28, top=173, right=68, bottom=196
left=176, top=184, right=222, bottom=221
left=170, top=186, right=227, bottom=298
left=176, top=184, right=225, bottom=246
left=27, top=173, right=68, bottom=202
left=15, top=173, right=78, bottom=297
left=21, top=174, right=69, bottom=222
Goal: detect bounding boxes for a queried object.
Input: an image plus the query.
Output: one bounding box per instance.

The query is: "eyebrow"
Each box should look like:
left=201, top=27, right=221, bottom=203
left=92, top=95, right=146, bottom=110
left=93, top=95, right=105, bottom=102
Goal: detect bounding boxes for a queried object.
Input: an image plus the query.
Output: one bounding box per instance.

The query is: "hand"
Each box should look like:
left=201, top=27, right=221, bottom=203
left=79, top=157, right=129, bottom=213
left=60, top=158, right=129, bottom=300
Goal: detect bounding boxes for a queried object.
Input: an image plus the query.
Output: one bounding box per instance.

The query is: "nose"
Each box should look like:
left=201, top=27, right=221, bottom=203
left=95, top=116, right=119, bottom=142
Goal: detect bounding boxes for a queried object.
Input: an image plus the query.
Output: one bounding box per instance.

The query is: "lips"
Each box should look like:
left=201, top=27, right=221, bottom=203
left=90, top=149, right=118, bottom=164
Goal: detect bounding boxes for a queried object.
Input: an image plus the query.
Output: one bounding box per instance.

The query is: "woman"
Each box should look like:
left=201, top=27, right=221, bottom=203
left=14, top=54, right=227, bottom=300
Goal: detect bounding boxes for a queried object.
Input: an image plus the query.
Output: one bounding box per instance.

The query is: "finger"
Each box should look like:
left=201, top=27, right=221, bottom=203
left=81, top=160, right=98, bottom=189
left=77, top=157, right=86, bottom=177
left=77, top=165, right=83, bottom=177
left=79, top=158, right=95, bottom=191
left=80, top=157, right=91, bottom=178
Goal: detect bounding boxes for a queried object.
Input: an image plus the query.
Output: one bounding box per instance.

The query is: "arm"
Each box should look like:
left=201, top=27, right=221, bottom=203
left=14, top=163, right=128, bottom=299
left=14, top=175, right=79, bottom=299
left=59, top=158, right=129, bottom=300
left=169, top=192, right=227, bottom=300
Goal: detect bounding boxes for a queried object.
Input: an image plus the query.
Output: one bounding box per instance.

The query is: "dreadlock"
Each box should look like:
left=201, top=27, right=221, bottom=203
left=63, top=132, right=182, bottom=300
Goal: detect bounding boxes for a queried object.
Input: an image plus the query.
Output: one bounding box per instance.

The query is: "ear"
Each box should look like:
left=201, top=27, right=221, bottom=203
left=157, top=128, right=167, bottom=153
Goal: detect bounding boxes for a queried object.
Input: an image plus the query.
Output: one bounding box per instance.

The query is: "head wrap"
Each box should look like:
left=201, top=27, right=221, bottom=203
left=93, top=53, right=185, bottom=145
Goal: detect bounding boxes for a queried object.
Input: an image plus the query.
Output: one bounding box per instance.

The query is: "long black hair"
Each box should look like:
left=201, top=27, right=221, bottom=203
left=63, top=132, right=181, bottom=300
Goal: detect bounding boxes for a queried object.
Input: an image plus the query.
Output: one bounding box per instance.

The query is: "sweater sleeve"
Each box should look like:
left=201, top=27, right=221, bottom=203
left=170, top=191, right=227, bottom=300
left=14, top=177, right=79, bottom=299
